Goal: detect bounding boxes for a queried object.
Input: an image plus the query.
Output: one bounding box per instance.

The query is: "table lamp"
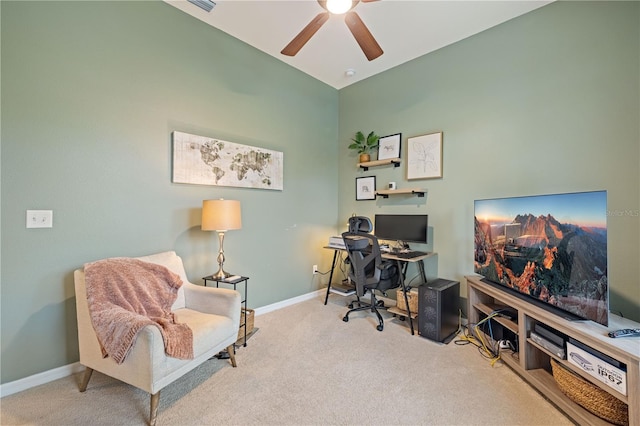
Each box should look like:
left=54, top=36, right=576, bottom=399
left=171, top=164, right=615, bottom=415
left=202, top=199, right=242, bottom=280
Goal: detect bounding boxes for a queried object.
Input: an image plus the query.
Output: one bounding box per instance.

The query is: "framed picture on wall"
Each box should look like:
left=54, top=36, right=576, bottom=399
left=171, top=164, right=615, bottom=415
left=377, top=133, right=401, bottom=160
left=172, top=131, right=284, bottom=190
left=355, top=176, right=376, bottom=201
left=406, top=132, right=443, bottom=180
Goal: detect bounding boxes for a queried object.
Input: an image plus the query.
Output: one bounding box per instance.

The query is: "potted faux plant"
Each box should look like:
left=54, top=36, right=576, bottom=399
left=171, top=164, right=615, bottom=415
left=348, top=131, right=380, bottom=163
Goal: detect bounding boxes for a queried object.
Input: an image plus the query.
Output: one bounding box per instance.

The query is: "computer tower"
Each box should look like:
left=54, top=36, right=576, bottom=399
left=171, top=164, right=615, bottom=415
left=418, top=278, right=460, bottom=343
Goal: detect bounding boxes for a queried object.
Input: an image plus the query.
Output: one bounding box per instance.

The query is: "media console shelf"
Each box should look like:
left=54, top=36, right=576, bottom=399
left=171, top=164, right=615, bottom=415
left=357, top=158, right=401, bottom=171
left=466, top=275, right=640, bottom=426
left=375, top=188, right=426, bottom=198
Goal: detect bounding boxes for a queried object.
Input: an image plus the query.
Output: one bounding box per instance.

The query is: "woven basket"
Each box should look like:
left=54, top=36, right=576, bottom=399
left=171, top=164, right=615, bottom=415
left=395, top=288, right=418, bottom=314
left=237, top=308, right=255, bottom=340
left=550, top=359, right=628, bottom=425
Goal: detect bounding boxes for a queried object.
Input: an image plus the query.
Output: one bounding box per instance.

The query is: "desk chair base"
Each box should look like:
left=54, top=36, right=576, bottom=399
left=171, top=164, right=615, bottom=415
left=342, top=292, right=386, bottom=331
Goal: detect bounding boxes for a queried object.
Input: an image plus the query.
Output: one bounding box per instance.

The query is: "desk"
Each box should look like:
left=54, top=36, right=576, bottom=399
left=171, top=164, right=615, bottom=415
left=323, top=246, right=437, bottom=335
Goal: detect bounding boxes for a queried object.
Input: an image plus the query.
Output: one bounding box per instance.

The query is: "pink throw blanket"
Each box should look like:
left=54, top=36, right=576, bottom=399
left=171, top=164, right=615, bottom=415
left=84, top=258, right=193, bottom=364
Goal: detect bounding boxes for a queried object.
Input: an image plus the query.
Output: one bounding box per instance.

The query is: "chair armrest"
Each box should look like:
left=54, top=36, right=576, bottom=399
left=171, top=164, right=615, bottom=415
left=182, top=283, right=241, bottom=324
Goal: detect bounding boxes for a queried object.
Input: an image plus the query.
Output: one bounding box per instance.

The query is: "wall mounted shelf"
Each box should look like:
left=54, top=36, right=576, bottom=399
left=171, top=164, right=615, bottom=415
left=375, top=188, right=426, bottom=198
left=357, top=158, right=401, bottom=171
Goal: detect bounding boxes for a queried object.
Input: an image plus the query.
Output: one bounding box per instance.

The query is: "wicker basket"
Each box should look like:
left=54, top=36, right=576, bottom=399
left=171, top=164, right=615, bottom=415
left=237, top=308, right=255, bottom=340
left=395, top=288, right=418, bottom=314
left=550, top=359, right=628, bottom=425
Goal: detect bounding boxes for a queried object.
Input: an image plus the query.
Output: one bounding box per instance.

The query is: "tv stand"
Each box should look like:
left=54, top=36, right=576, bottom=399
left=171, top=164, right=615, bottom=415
left=466, top=275, right=639, bottom=426
left=478, top=277, right=586, bottom=322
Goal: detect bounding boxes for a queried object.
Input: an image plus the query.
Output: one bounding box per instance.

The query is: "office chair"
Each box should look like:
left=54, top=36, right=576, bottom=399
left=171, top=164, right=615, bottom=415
left=347, top=215, right=372, bottom=233
left=342, top=217, right=400, bottom=331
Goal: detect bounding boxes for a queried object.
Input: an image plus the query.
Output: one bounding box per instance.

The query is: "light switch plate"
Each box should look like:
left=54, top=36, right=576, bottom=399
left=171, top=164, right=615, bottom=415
left=26, top=210, right=53, bottom=228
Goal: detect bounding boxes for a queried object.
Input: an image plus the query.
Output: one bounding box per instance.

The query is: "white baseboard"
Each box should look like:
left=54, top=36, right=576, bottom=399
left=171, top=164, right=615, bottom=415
left=0, top=289, right=324, bottom=398
left=254, top=289, right=324, bottom=316
left=0, top=362, right=85, bottom=398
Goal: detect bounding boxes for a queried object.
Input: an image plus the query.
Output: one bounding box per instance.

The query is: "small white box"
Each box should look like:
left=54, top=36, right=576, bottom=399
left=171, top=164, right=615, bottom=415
left=566, top=341, right=627, bottom=395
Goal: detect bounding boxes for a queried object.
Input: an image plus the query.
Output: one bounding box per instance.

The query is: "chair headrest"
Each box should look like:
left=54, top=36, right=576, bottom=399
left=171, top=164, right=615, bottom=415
left=343, top=234, right=371, bottom=250
left=348, top=216, right=372, bottom=233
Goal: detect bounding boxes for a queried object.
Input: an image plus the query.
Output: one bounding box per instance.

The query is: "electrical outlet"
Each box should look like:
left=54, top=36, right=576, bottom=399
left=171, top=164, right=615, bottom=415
left=499, top=340, right=512, bottom=350
left=313, top=264, right=318, bottom=274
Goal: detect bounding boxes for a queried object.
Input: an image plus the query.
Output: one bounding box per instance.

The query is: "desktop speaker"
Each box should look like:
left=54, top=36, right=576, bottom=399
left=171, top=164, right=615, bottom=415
left=417, top=278, right=460, bottom=343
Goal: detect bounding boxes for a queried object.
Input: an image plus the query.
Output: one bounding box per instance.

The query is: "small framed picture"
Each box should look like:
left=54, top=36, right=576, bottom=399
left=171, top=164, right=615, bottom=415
left=407, top=132, right=443, bottom=180
left=377, top=133, right=402, bottom=161
left=355, top=176, right=376, bottom=201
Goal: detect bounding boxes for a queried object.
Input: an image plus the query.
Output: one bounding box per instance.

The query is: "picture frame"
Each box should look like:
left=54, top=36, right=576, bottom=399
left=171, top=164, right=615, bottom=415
left=355, top=176, right=376, bottom=201
left=406, top=132, right=443, bottom=180
left=377, top=133, right=401, bottom=161
left=172, top=131, right=284, bottom=190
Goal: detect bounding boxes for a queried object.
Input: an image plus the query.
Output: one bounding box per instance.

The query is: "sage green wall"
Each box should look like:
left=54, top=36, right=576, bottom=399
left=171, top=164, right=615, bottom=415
left=1, top=1, right=339, bottom=383
left=338, top=1, right=639, bottom=320
left=2, top=0, right=638, bottom=387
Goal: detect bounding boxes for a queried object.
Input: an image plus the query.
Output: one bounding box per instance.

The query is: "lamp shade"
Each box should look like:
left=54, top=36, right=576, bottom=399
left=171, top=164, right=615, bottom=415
left=201, top=199, right=242, bottom=231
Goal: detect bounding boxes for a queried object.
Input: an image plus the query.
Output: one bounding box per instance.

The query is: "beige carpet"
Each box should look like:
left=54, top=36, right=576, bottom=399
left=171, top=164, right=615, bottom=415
left=0, top=294, right=572, bottom=425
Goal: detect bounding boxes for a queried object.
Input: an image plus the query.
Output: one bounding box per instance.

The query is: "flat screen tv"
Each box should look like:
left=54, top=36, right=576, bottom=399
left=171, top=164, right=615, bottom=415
left=474, top=191, right=608, bottom=326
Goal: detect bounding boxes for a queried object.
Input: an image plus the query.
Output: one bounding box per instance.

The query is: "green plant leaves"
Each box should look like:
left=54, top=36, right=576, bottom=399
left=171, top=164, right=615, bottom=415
left=349, top=131, right=379, bottom=154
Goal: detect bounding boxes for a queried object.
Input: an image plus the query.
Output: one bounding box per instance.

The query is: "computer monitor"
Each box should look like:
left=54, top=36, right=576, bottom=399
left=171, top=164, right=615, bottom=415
left=374, top=214, right=428, bottom=244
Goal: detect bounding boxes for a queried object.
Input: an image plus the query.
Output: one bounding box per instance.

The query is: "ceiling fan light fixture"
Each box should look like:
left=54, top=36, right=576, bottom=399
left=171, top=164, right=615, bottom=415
left=284, top=0, right=381, bottom=60
left=326, top=0, right=353, bottom=15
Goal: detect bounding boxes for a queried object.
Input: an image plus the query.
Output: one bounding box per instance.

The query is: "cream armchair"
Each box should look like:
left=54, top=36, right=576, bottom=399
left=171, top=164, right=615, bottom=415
left=74, top=251, right=241, bottom=425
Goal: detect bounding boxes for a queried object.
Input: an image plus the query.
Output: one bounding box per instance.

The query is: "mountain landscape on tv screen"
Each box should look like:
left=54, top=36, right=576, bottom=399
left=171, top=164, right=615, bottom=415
left=474, top=212, right=608, bottom=325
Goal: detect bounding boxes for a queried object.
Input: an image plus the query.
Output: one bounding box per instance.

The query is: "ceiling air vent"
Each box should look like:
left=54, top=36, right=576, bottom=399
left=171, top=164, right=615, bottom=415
left=188, top=0, right=216, bottom=13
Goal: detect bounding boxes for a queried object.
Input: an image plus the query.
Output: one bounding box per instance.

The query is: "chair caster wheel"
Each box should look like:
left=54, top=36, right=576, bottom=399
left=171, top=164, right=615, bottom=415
left=348, top=303, right=354, bottom=309
left=399, top=316, right=406, bottom=321
left=376, top=325, right=384, bottom=331
left=343, top=316, right=349, bottom=322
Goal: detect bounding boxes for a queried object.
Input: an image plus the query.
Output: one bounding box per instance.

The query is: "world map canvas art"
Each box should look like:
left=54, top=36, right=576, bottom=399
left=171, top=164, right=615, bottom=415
left=172, top=131, right=284, bottom=190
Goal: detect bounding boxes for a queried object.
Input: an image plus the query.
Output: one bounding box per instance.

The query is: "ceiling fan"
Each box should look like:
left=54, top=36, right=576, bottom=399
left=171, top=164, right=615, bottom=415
left=281, top=0, right=383, bottom=61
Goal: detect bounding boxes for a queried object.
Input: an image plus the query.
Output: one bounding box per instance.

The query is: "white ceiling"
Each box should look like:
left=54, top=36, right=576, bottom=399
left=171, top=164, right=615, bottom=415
left=164, top=0, right=552, bottom=89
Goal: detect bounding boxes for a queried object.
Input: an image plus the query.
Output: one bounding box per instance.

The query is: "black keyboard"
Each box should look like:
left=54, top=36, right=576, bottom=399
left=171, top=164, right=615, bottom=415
left=393, top=250, right=428, bottom=259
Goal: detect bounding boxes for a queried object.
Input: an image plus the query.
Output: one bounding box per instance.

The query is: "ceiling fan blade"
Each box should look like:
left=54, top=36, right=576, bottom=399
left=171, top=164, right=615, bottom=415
left=344, top=11, right=383, bottom=61
left=281, top=12, right=330, bottom=57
